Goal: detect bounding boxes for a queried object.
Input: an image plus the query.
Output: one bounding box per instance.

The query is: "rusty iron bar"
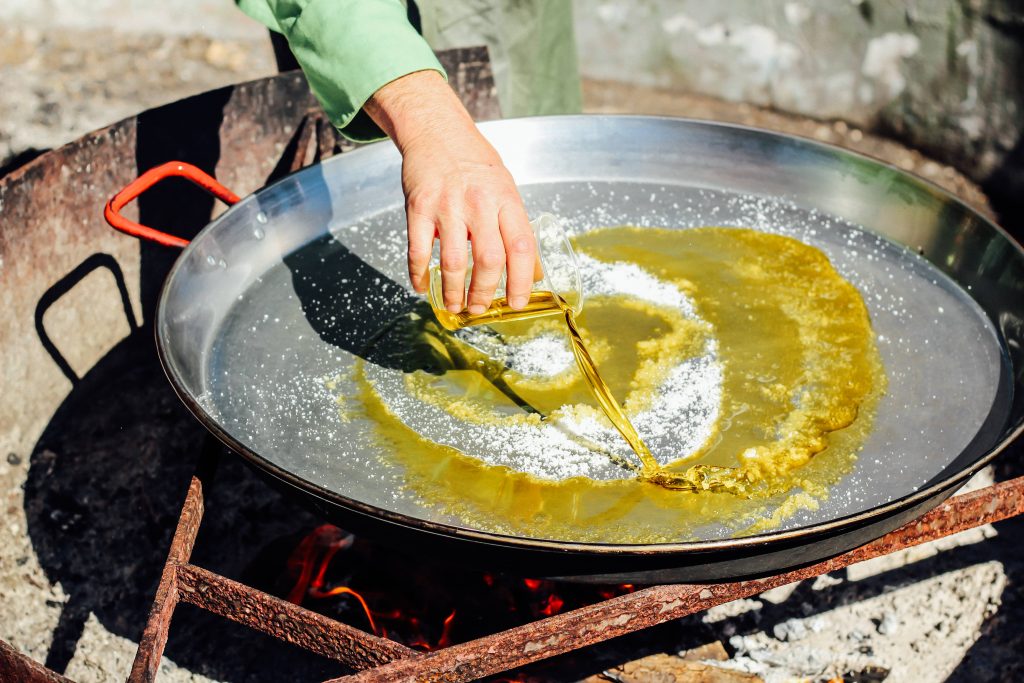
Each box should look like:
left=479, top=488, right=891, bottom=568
left=330, top=475, right=1024, bottom=683
left=0, top=639, right=74, bottom=683
left=124, top=445, right=417, bottom=681
left=288, top=114, right=321, bottom=175
left=127, top=452, right=213, bottom=683
left=176, top=563, right=417, bottom=668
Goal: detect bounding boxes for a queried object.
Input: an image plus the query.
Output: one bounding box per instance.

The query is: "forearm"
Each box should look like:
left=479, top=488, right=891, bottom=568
left=364, top=71, right=492, bottom=156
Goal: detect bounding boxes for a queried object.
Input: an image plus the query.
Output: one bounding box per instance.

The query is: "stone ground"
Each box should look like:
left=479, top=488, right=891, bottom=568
left=1, top=24, right=1021, bottom=683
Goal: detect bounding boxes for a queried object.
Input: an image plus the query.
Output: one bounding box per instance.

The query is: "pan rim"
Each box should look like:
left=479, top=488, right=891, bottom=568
left=156, top=114, right=1024, bottom=555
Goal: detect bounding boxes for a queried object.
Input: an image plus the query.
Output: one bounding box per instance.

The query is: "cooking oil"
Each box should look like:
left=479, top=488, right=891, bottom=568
left=344, top=226, right=887, bottom=543
left=432, top=291, right=569, bottom=331
left=431, top=281, right=721, bottom=488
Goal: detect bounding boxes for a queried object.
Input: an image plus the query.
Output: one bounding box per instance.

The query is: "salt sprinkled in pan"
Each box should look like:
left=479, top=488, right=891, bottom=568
left=578, top=254, right=696, bottom=318
left=505, top=333, right=575, bottom=377
left=200, top=181, right=1003, bottom=535
left=363, top=257, right=721, bottom=481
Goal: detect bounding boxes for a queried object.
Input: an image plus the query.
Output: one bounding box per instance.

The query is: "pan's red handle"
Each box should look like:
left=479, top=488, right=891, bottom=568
left=104, top=161, right=241, bottom=248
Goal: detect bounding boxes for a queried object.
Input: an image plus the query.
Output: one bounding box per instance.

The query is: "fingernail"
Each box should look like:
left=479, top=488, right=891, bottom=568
left=446, top=303, right=462, bottom=313
left=468, top=303, right=486, bottom=315
left=509, top=296, right=527, bottom=310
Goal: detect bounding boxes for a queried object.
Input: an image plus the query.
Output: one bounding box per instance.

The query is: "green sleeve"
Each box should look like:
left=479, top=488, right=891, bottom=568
left=237, top=0, right=447, bottom=142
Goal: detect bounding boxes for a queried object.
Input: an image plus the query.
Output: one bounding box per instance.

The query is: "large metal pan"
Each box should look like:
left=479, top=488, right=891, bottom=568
left=105, top=116, right=1022, bottom=583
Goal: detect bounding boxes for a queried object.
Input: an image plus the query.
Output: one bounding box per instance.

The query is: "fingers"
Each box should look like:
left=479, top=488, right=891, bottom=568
left=402, top=148, right=534, bottom=314
left=406, top=202, right=435, bottom=294
left=466, top=205, right=504, bottom=315
left=437, top=210, right=469, bottom=313
left=499, top=201, right=537, bottom=310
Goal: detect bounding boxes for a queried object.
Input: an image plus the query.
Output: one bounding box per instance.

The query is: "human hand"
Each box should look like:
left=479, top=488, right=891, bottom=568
left=364, top=70, right=537, bottom=314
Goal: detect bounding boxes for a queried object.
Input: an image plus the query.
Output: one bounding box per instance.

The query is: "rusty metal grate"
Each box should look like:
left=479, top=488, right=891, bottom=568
left=101, top=444, right=1023, bottom=683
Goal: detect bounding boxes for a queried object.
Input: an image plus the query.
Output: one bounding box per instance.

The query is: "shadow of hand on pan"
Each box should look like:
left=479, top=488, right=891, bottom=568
left=281, top=230, right=425, bottom=369
left=282, top=226, right=546, bottom=416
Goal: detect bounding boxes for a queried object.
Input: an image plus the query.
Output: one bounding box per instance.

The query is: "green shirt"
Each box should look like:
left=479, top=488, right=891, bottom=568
left=236, top=0, right=581, bottom=141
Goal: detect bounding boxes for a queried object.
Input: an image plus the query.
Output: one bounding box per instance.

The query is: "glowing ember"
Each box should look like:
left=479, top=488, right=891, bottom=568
left=282, top=523, right=642, bottom=651
left=285, top=524, right=456, bottom=649
left=539, top=593, right=565, bottom=617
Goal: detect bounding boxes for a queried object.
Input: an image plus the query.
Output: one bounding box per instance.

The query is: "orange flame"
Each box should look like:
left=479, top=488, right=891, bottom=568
left=407, top=610, right=457, bottom=651
left=310, top=585, right=379, bottom=635
left=284, top=527, right=634, bottom=653
left=286, top=524, right=352, bottom=605
left=286, top=525, right=375, bottom=633
left=438, top=610, right=457, bottom=648
left=287, top=524, right=459, bottom=649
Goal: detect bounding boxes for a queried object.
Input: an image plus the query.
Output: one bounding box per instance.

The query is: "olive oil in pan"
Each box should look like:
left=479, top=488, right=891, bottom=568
left=347, top=227, right=886, bottom=542
left=436, top=287, right=708, bottom=488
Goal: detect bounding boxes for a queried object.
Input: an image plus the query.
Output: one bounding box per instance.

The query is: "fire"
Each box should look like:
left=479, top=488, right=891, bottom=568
left=285, top=524, right=352, bottom=606
left=539, top=593, right=564, bottom=616
left=284, top=524, right=643, bottom=652
left=521, top=578, right=566, bottom=617
left=597, top=583, right=635, bottom=601
left=309, top=585, right=379, bottom=635
left=285, top=524, right=457, bottom=650
left=407, top=610, right=457, bottom=651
